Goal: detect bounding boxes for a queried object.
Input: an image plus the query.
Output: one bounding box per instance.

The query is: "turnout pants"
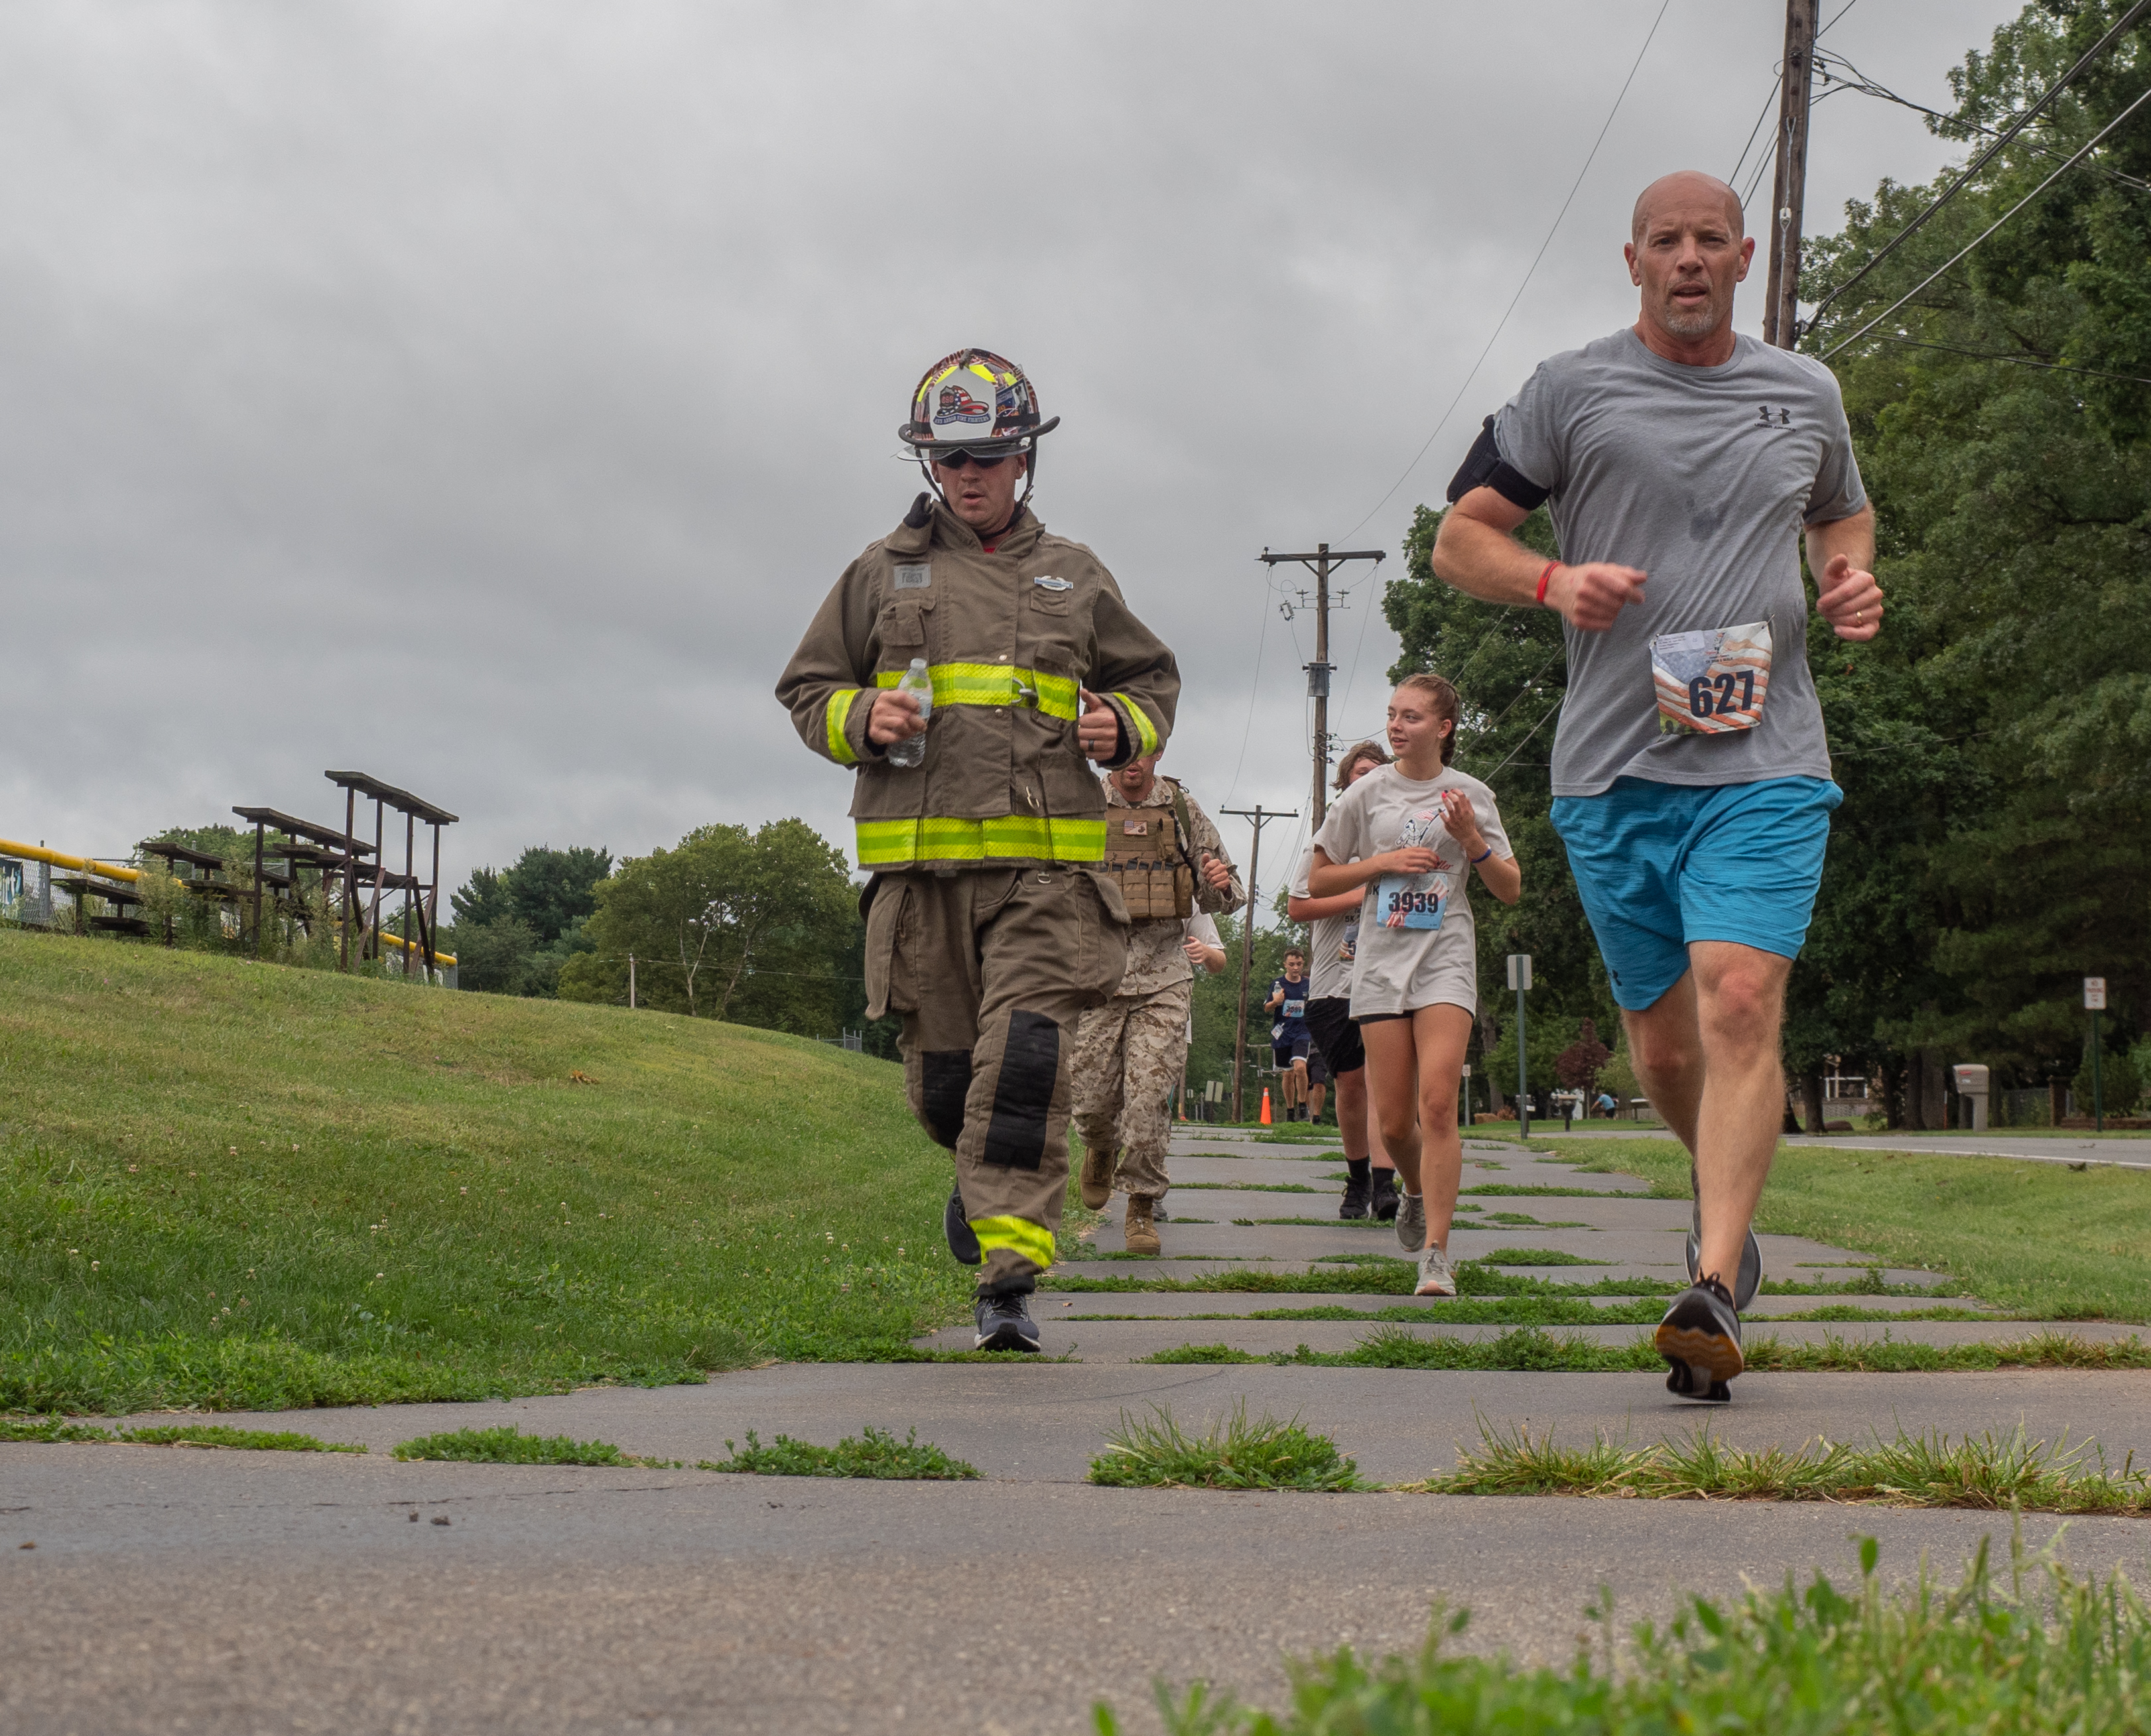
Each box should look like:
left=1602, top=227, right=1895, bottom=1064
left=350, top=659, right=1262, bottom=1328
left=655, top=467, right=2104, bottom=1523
left=864, top=865, right=1129, bottom=1294
left=1071, top=979, right=1192, bottom=1202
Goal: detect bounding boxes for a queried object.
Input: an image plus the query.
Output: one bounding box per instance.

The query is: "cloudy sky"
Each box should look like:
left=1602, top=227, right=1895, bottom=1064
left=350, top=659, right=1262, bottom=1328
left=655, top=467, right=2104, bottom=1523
left=1, top=0, right=2025, bottom=897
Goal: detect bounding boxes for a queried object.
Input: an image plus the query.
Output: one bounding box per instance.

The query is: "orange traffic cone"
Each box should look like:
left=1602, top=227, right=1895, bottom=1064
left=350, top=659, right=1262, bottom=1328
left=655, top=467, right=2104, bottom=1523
left=1260, top=1087, right=1272, bottom=1125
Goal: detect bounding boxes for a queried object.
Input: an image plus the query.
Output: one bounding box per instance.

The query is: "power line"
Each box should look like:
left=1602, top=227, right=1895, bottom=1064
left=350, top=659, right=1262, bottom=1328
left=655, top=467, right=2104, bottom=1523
left=1864, top=332, right=2151, bottom=387
left=1816, top=48, right=2150, bottom=192
left=1336, top=0, right=1671, bottom=544
left=1221, top=571, right=1277, bottom=808
left=1805, top=0, right=2151, bottom=333
left=1728, top=72, right=1784, bottom=190
left=1821, top=78, right=2151, bottom=362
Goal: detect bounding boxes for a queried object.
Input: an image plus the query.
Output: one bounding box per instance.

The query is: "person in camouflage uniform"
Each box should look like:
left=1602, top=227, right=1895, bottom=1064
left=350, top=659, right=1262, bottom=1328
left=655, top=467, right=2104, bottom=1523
left=1072, top=750, right=1243, bottom=1255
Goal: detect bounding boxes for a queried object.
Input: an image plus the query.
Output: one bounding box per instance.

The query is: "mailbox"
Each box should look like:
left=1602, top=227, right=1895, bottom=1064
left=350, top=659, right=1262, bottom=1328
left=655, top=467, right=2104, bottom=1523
left=1951, top=1064, right=1990, bottom=1132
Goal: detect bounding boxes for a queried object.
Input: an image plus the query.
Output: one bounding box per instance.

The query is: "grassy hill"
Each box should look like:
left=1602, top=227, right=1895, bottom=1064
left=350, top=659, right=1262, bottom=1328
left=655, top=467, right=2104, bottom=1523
left=0, top=930, right=971, bottom=1414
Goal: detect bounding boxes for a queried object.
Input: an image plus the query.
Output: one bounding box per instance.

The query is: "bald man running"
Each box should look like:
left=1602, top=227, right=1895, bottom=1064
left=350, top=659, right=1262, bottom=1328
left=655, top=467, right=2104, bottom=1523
left=1431, top=171, right=1883, bottom=1404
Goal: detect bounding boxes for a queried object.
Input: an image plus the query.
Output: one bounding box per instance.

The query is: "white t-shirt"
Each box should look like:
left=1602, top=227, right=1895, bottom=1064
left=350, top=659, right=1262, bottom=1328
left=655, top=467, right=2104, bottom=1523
left=1312, top=763, right=1510, bottom=1017
left=1180, top=911, right=1221, bottom=1039
left=1291, top=845, right=1356, bottom=1003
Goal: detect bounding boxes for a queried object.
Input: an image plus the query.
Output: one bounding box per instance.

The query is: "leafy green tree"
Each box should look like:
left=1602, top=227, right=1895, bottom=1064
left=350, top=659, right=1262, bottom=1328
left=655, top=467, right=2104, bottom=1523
left=447, top=847, right=612, bottom=997
left=1800, top=0, right=2151, bottom=1101
left=558, top=819, right=856, bottom=1035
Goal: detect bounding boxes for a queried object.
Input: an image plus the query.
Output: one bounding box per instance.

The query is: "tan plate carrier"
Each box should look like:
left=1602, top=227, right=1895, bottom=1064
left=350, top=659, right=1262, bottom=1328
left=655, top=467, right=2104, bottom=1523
left=1102, top=800, right=1194, bottom=920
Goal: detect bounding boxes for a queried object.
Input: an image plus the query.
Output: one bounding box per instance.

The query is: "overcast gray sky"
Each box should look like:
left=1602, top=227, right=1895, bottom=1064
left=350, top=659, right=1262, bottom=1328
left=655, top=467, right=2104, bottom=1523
left=0, top=0, right=2026, bottom=897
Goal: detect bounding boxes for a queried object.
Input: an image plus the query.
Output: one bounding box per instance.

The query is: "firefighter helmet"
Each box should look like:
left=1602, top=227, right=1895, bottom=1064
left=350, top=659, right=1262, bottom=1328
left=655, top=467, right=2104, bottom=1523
left=899, top=349, right=1060, bottom=458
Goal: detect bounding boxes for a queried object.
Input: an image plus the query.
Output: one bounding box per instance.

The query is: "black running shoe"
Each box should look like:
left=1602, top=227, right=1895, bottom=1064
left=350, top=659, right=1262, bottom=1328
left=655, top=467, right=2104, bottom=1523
left=1338, top=1174, right=1370, bottom=1220
left=1370, top=1169, right=1400, bottom=1222
left=974, top=1290, right=1041, bottom=1352
left=1656, top=1274, right=1742, bottom=1402
left=944, top=1186, right=981, bottom=1266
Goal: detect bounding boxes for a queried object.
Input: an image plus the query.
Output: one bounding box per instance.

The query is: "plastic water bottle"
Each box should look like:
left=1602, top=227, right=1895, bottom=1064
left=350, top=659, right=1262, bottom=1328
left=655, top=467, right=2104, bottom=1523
left=885, top=658, right=933, bottom=767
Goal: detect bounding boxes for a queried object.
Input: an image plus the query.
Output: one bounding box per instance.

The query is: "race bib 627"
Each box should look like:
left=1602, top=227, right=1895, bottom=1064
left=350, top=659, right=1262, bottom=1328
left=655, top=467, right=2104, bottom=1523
left=1652, top=620, right=1772, bottom=735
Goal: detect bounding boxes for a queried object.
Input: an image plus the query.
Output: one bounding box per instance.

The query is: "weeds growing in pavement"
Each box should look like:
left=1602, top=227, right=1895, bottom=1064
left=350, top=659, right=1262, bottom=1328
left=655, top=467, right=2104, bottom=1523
left=1095, top=1532, right=2151, bottom=1733
left=700, top=1424, right=976, bottom=1479
left=1088, top=1402, right=1370, bottom=1492
left=0, top=1414, right=362, bottom=1450
left=1403, top=1416, right=2151, bottom=1511
left=1137, top=1326, right=2151, bottom=1374
left=1171, top=1182, right=1321, bottom=1193
left=391, top=1426, right=667, bottom=1466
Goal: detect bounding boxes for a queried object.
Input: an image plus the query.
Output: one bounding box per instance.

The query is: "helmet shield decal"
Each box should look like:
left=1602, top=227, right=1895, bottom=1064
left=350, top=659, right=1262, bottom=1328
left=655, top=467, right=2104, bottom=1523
left=901, top=348, right=1054, bottom=454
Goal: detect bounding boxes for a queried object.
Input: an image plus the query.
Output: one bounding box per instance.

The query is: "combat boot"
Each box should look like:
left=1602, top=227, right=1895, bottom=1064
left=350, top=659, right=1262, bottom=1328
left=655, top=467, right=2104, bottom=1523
left=1080, top=1144, right=1118, bottom=1211
left=1124, top=1195, right=1162, bottom=1257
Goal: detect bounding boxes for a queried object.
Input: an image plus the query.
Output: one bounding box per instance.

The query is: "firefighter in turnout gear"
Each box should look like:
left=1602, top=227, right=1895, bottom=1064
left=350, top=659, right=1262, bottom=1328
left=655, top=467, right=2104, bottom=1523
left=1072, top=753, right=1242, bottom=1255
left=775, top=347, right=1180, bottom=1352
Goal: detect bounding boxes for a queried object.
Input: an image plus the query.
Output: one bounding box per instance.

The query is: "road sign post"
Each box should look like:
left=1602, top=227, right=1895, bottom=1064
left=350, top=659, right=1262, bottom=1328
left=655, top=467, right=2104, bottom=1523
left=2086, top=977, right=2107, bottom=1131
left=1507, top=954, right=1532, bottom=1138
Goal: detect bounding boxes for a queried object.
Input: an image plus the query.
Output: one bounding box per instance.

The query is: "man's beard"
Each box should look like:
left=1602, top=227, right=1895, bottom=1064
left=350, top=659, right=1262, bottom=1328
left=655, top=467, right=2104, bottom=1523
left=1660, top=285, right=1726, bottom=337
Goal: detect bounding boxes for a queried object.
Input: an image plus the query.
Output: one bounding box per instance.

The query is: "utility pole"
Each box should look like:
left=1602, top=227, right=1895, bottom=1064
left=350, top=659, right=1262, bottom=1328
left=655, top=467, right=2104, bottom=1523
left=1762, top=0, right=1820, bottom=348
left=1258, top=544, right=1386, bottom=830
left=1222, top=803, right=1297, bottom=1124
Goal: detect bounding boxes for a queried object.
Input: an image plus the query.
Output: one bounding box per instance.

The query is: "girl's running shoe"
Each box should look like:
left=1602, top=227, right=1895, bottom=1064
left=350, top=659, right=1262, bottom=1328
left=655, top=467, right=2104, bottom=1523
left=1394, top=1190, right=1425, bottom=1253
left=1414, top=1245, right=1457, bottom=1297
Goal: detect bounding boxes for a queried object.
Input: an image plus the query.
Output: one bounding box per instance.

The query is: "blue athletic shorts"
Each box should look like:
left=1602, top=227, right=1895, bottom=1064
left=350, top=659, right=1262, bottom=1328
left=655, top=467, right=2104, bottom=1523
left=1549, top=775, right=1842, bottom=1012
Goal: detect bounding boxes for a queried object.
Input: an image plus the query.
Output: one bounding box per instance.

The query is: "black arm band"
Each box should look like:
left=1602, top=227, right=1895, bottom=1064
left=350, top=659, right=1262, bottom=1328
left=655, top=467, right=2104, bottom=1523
left=1445, top=416, right=1551, bottom=511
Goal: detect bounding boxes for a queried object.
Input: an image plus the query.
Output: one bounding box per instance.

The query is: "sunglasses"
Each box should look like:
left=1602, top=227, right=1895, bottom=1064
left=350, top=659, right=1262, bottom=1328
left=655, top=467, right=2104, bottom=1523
left=931, top=448, right=1015, bottom=470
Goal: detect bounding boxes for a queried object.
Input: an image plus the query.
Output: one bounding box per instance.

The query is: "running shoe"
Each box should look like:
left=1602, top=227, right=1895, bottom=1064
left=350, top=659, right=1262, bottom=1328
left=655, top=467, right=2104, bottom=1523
left=944, top=1185, right=981, bottom=1266
left=1655, top=1274, right=1742, bottom=1402
left=1394, top=1190, right=1425, bottom=1253
left=1370, top=1170, right=1400, bottom=1221
left=1413, top=1245, right=1457, bottom=1298
left=1338, top=1170, right=1370, bottom=1221
left=974, top=1291, right=1041, bottom=1353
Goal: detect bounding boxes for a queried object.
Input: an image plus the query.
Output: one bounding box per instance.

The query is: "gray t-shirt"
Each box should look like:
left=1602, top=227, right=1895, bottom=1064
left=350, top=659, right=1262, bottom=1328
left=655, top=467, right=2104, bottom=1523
left=1290, top=845, right=1356, bottom=1002
left=1494, top=328, right=1866, bottom=797
left=1313, top=765, right=1510, bottom=1017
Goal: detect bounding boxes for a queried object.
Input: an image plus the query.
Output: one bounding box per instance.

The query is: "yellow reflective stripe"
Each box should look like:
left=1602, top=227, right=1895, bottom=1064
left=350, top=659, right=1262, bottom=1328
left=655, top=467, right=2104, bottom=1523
left=969, top=1214, right=1056, bottom=1269
left=876, top=662, right=1080, bottom=721
left=824, top=688, right=861, bottom=765
left=854, top=816, right=1108, bottom=866
left=1114, top=694, right=1160, bottom=757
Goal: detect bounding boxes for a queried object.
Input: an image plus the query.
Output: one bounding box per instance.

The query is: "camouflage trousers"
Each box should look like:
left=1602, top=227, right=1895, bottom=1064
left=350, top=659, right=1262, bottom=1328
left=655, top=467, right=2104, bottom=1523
left=1071, top=977, right=1192, bottom=1201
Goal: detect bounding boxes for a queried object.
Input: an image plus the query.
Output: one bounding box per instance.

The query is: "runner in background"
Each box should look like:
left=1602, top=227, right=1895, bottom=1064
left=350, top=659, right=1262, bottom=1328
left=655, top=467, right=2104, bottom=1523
left=1290, top=739, right=1402, bottom=1221
left=1264, top=952, right=1313, bottom=1119
left=1309, top=675, right=1519, bottom=1296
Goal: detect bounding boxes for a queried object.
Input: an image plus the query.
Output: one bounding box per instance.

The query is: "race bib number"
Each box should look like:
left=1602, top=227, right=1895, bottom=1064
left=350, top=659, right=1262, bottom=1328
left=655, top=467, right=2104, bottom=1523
left=1652, top=620, right=1772, bottom=735
left=1281, top=997, right=1305, bottom=1020
left=1376, top=876, right=1447, bottom=930
left=1339, top=919, right=1358, bottom=964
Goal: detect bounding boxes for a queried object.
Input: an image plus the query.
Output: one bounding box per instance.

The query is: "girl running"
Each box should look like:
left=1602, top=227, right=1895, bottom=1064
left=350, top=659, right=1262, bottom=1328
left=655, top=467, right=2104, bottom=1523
left=1308, top=672, right=1520, bottom=1296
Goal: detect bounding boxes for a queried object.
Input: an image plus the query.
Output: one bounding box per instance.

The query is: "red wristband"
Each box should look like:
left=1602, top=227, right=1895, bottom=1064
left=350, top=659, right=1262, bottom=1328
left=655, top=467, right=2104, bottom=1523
left=1535, top=560, right=1559, bottom=606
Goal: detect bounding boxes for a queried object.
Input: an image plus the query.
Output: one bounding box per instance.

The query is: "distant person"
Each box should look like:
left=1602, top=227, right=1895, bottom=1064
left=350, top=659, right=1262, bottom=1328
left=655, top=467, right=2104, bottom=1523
left=1264, top=950, right=1313, bottom=1119
left=1073, top=749, right=1243, bottom=1257
left=1309, top=674, right=1519, bottom=1296
left=776, top=348, right=1179, bottom=1352
left=1289, top=739, right=1403, bottom=1220
left=1431, top=170, right=1882, bottom=1401
left=1597, top=1089, right=1619, bottom=1118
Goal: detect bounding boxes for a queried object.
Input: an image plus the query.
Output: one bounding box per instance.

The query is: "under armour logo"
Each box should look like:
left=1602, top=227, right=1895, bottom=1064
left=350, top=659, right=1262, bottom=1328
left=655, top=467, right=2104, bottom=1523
left=1757, top=404, right=1792, bottom=426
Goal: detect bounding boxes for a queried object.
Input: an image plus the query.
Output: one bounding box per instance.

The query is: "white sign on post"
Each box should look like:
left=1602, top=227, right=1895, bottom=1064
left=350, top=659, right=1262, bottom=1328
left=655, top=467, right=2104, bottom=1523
left=2086, top=977, right=2108, bottom=1011
left=1506, top=954, right=1532, bottom=991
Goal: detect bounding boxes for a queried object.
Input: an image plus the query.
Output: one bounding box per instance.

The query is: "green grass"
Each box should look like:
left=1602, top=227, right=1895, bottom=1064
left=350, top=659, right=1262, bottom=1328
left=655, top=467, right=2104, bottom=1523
left=1088, top=1402, right=1370, bottom=1491
left=1, top=1414, right=361, bottom=1450
left=392, top=1425, right=652, bottom=1465
left=1173, top=1182, right=1321, bottom=1194
left=1406, top=1419, right=2151, bottom=1512
left=0, top=929, right=976, bottom=1414
left=1139, top=1326, right=2151, bottom=1373
left=1474, top=1247, right=1607, bottom=1266
left=1097, top=1534, right=2151, bottom=1735
left=1552, top=1135, right=2151, bottom=1319
left=700, top=1424, right=976, bottom=1479
left=1043, top=1262, right=1937, bottom=1298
